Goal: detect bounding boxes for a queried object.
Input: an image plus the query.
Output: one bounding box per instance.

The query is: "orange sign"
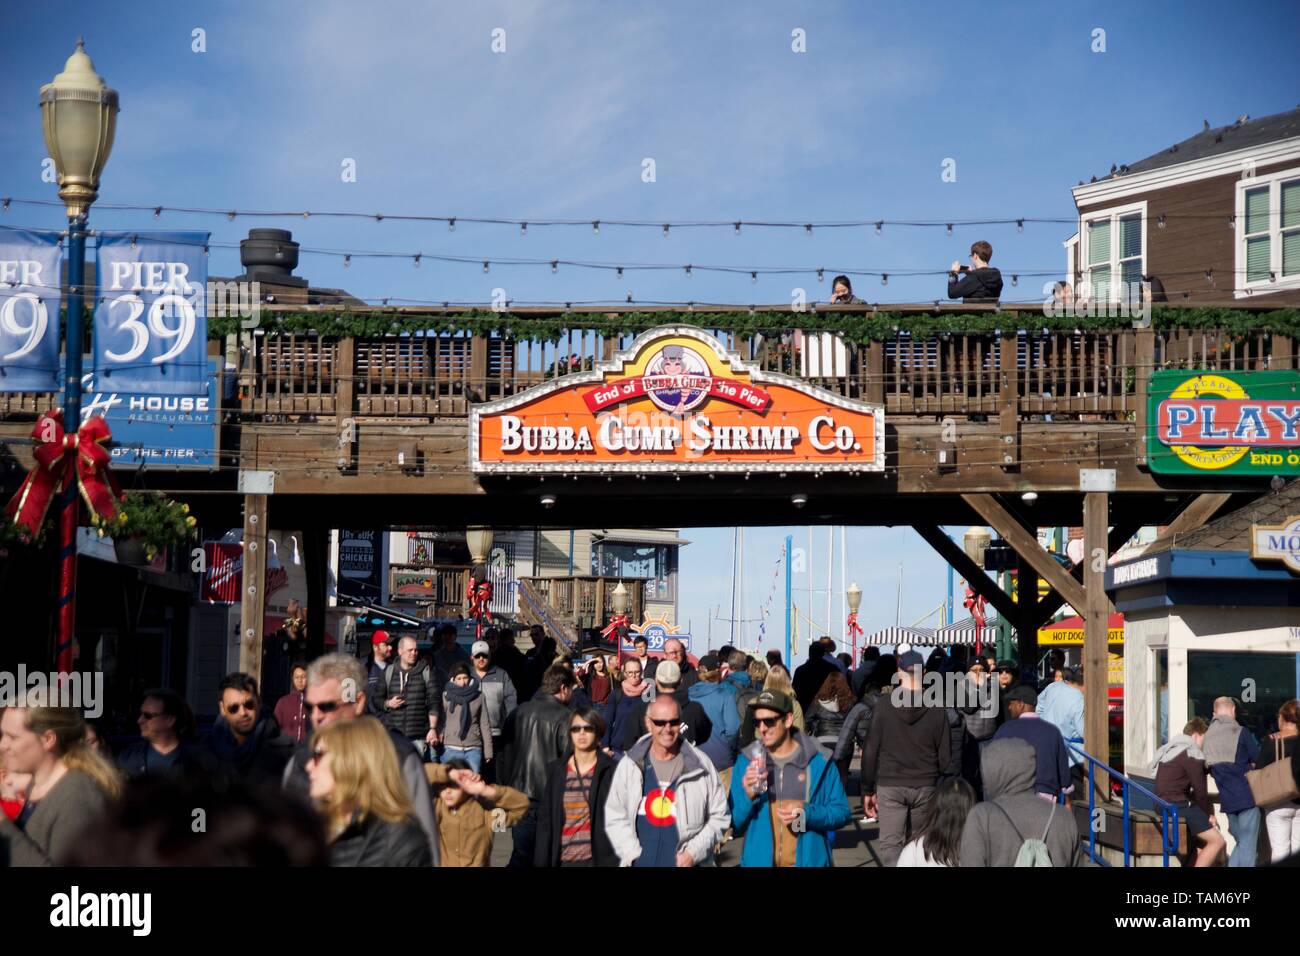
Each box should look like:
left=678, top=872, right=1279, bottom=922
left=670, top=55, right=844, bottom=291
left=471, top=326, right=883, bottom=474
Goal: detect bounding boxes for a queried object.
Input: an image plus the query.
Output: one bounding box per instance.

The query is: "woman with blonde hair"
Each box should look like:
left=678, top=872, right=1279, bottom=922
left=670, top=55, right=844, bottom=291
left=308, top=716, right=431, bottom=866
left=0, top=697, right=122, bottom=866
left=738, top=664, right=805, bottom=747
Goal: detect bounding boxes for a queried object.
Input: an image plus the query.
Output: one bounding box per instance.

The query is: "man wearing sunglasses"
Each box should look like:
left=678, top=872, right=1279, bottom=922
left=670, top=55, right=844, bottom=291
left=605, top=695, right=730, bottom=867
left=191, top=673, right=295, bottom=788
left=280, top=653, right=440, bottom=865
left=117, top=688, right=196, bottom=781
left=729, top=690, right=850, bottom=867
left=470, top=640, right=517, bottom=783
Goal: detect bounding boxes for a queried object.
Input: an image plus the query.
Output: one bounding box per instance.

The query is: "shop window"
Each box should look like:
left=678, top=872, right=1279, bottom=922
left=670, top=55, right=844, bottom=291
left=1187, top=651, right=1299, bottom=741
left=591, top=543, right=676, bottom=602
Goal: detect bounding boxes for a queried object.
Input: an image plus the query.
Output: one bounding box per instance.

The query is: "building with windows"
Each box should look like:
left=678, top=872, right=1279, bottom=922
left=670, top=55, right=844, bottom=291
left=1066, top=107, right=1300, bottom=304
left=1106, top=482, right=1300, bottom=780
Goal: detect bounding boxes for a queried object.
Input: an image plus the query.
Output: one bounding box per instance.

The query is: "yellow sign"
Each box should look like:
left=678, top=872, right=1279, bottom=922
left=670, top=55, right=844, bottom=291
left=1108, top=653, right=1124, bottom=686
left=1037, top=626, right=1124, bottom=645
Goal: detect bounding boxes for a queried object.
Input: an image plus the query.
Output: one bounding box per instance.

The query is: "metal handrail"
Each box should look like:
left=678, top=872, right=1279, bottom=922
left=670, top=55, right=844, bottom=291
left=1066, top=743, right=1180, bottom=868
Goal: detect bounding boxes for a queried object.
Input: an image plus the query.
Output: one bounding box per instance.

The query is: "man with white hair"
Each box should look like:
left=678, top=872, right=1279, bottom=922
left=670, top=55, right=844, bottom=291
left=1204, top=696, right=1261, bottom=867
left=280, top=653, right=439, bottom=864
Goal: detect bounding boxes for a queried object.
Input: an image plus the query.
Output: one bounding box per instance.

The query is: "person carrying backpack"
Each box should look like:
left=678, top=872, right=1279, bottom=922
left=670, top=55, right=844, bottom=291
left=959, top=737, right=1082, bottom=866
left=382, top=636, right=444, bottom=759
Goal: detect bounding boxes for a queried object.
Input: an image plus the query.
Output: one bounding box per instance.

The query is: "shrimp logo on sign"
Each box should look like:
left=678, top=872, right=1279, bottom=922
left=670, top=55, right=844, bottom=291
left=643, top=344, right=710, bottom=416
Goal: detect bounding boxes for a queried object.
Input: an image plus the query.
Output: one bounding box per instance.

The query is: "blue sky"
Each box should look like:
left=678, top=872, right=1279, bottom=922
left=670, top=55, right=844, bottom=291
left=4, top=1, right=1296, bottom=656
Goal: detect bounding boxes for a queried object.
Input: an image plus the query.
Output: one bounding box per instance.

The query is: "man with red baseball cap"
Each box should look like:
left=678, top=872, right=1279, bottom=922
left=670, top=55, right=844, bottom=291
left=366, top=630, right=398, bottom=718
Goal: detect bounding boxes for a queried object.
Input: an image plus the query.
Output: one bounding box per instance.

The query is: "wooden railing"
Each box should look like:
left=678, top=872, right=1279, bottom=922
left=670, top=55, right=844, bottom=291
left=2, top=310, right=1295, bottom=422
left=519, top=576, right=647, bottom=631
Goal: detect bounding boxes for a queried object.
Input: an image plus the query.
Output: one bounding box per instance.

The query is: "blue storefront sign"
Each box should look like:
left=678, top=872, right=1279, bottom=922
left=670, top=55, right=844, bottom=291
left=93, top=232, right=209, bottom=394
left=0, top=229, right=62, bottom=393
left=80, top=358, right=220, bottom=470
left=620, top=623, right=692, bottom=654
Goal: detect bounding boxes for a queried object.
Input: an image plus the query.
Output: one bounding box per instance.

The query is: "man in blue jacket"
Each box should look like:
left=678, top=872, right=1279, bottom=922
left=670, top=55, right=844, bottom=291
left=729, top=690, right=850, bottom=867
left=1205, top=696, right=1261, bottom=867
left=688, top=655, right=741, bottom=779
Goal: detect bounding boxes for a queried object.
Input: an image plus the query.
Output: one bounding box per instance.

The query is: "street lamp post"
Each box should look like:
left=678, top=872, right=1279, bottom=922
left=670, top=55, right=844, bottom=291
left=610, top=580, right=629, bottom=666
left=845, top=581, right=863, bottom=663
left=40, top=39, right=118, bottom=674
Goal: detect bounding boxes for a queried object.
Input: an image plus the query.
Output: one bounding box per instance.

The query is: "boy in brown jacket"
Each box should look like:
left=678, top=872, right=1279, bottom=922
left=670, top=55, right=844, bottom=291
left=425, top=760, right=529, bottom=866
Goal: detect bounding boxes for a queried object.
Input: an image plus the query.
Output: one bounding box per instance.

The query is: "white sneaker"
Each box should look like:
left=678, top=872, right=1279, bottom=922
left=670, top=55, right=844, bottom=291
left=860, top=815, right=877, bottom=824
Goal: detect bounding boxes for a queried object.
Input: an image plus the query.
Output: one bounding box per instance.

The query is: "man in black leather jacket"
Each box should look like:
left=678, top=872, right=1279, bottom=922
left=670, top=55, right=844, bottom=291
left=499, top=665, right=577, bottom=867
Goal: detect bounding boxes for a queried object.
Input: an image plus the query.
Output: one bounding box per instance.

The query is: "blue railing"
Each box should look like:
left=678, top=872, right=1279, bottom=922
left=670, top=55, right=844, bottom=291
left=1066, top=743, right=1180, bottom=868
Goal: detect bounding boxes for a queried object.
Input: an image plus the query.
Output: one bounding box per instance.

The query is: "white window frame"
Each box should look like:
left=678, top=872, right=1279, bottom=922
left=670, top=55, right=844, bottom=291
left=1078, top=200, right=1146, bottom=304
left=1234, top=165, right=1300, bottom=297
left=1063, top=232, right=1079, bottom=293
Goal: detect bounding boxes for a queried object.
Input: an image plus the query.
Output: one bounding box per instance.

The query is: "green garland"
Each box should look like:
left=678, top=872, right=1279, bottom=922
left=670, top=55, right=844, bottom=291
left=205, top=306, right=1300, bottom=344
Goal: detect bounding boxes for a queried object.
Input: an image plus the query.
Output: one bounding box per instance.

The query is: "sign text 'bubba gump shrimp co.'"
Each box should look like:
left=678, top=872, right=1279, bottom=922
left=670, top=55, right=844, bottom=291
left=471, top=327, right=884, bottom=474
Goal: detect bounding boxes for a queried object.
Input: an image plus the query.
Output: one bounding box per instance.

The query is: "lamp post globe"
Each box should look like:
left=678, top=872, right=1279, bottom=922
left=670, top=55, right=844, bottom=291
left=41, top=38, right=118, bottom=219
left=963, top=526, right=991, bottom=567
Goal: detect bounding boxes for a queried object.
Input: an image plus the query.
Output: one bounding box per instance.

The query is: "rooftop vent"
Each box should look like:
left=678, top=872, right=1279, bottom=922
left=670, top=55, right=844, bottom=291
left=239, top=228, right=306, bottom=289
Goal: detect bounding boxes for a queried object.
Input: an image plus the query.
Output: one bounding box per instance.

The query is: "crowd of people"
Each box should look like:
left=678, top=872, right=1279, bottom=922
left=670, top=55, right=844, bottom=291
left=1, top=626, right=1297, bottom=869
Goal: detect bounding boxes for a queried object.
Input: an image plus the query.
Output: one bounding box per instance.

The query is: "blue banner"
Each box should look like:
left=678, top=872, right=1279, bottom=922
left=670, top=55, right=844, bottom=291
left=0, top=229, right=62, bottom=393
left=93, top=232, right=209, bottom=394
left=81, top=357, right=220, bottom=470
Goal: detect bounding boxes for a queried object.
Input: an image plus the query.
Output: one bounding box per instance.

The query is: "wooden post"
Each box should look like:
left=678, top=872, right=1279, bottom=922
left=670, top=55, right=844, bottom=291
left=470, top=334, right=488, bottom=402
left=998, top=332, right=1019, bottom=468
left=1016, top=555, right=1039, bottom=680
left=1083, top=491, right=1110, bottom=796
left=239, top=493, right=268, bottom=682
left=866, top=341, right=885, bottom=405
left=1134, top=327, right=1155, bottom=465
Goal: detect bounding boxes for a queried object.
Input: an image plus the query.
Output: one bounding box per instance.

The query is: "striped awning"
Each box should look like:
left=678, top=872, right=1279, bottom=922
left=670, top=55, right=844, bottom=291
left=864, top=625, right=937, bottom=649
left=932, top=616, right=999, bottom=646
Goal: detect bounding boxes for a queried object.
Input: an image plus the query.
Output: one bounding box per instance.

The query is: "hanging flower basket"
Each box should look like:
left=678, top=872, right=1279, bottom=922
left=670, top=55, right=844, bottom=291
left=113, top=535, right=152, bottom=567
left=95, top=491, right=198, bottom=565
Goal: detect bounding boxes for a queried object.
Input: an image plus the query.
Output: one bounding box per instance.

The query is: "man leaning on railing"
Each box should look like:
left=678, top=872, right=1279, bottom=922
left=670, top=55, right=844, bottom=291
left=947, top=240, right=1003, bottom=303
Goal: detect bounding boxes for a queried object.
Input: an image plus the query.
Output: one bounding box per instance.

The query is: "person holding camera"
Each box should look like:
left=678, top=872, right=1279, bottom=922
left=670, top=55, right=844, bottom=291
left=946, top=241, right=1003, bottom=302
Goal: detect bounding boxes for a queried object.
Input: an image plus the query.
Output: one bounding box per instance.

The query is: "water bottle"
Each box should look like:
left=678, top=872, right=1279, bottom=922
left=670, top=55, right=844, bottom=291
left=752, top=745, right=769, bottom=795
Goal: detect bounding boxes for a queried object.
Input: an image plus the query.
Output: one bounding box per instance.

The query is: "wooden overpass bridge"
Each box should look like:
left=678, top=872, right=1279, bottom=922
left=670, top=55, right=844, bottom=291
left=3, top=301, right=1295, bottom=777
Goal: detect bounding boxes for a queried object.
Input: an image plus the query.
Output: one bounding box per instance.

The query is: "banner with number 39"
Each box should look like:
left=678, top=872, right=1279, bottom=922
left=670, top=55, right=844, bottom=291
left=0, top=229, right=62, bottom=393
left=93, top=232, right=209, bottom=394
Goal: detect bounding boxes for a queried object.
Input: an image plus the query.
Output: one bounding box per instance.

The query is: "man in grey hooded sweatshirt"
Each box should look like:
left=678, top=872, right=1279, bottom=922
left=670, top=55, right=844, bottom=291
left=959, top=738, right=1083, bottom=866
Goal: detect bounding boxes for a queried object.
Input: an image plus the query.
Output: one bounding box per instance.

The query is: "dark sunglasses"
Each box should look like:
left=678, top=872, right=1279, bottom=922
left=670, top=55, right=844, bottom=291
left=472, top=653, right=489, bottom=660
left=755, top=716, right=785, bottom=729
left=309, top=700, right=344, bottom=713
left=225, top=701, right=257, bottom=715
left=649, top=718, right=680, bottom=728
left=569, top=725, right=596, bottom=734
left=138, top=710, right=164, bottom=720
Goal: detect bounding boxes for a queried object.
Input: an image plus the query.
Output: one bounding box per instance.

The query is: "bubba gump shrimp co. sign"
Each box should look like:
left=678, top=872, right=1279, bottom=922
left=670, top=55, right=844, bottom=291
left=470, top=326, right=884, bottom=474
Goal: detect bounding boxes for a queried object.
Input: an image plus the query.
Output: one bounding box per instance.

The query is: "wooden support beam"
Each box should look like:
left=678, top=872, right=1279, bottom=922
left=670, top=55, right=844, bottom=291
left=1150, top=492, right=1233, bottom=547
left=962, top=493, right=1088, bottom=612
left=913, top=525, right=1018, bottom=622
left=238, top=493, right=268, bottom=683
left=1083, top=491, right=1111, bottom=795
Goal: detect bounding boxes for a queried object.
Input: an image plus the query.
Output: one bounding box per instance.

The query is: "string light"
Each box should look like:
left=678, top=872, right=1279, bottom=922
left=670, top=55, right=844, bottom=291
left=817, top=269, right=824, bottom=282
left=1205, top=269, right=1213, bottom=283
left=1011, top=274, right=1018, bottom=286
left=482, top=261, right=490, bottom=273
left=1, top=198, right=9, bottom=212
left=448, top=218, right=456, bottom=232
left=550, top=260, right=558, bottom=273
left=520, top=222, right=527, bottom=236
left=592, top=221, right=600, bottom=235
left=684, top=265, right=692, bottom=277
left=226, top=211, right=236, bottom=221
left=804, top=224, right=813, bottom=236
left=343, top=254, right=351, bottom=267
left=881, top=274, right=889, bottom=286
left=616, top=267, right=623, bottom=278
left=1157, top=214, right=1166, bottom=229
left=153, top=206, right=161, bottom=219
left=751, top=272, right=758, bottom=283
left=662, top=224, right=670, bottom=237
left=946, top=224, right=953, bottom=236
left=734, top=222, right=741, bottom=235
left=1016, top=219, right=1024, bottom=232
left=875, top=221, right=882, bottom=235
left=375, top=214, right=384, bottom=222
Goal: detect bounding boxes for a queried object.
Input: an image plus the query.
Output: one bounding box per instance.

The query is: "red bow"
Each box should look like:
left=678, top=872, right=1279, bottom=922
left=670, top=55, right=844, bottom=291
left=846, top=611, right=863, bottom=640
left=601, top=614, right=629, bottom=639
left=5, top=410, right=121, bottom=538
left=466, top=578, right=493, bottom=637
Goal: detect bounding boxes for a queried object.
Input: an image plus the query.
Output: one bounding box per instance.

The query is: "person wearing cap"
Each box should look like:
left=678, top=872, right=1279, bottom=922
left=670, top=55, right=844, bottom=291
left=604, top=693, right=731, bottom=866
left=619, top=659, right=712, bottom=754
left=991, top=683, right=1073, bottom=804
left=366, top=629, right=397, bottom=718
left=439, top=662, right=494, bottom=775
left=688, top=654, right=742, bottom=777
left=730, top=690, right=850, bottom=867
left=994, top=659, right=1021, bottom=728
left=469, top=638, right=517, bottom=782
left=859, top=650, right=951, bottom=867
